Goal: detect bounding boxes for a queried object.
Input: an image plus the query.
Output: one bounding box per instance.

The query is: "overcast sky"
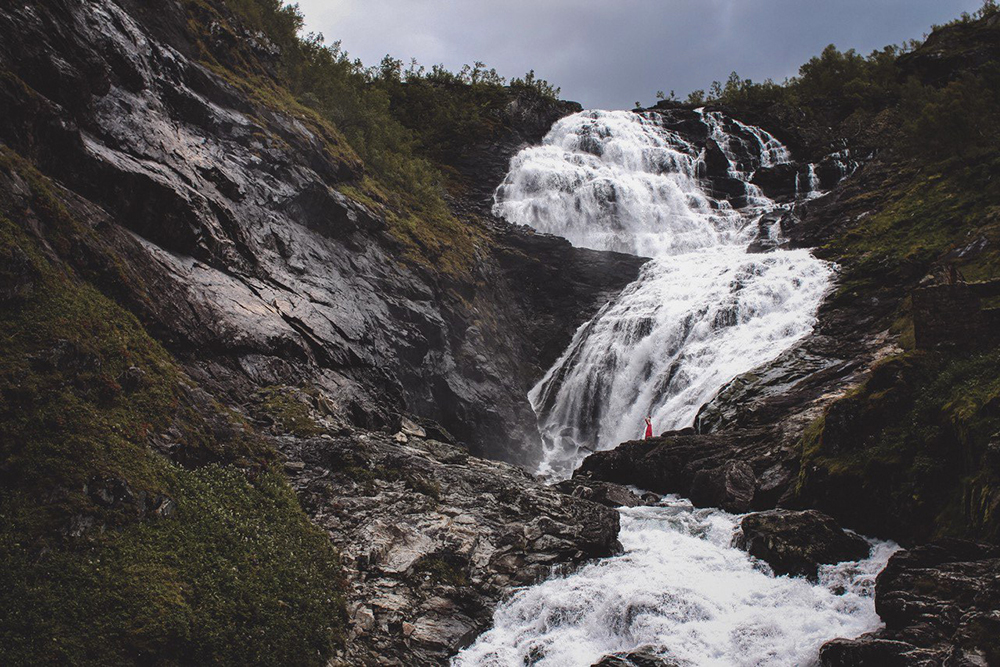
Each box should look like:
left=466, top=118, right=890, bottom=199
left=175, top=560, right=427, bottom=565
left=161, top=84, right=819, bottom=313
left=295, top=0, right=984, bottom=109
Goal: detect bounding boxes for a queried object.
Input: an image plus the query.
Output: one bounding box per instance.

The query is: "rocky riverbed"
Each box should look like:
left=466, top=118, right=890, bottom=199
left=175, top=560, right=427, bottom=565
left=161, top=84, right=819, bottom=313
left=268, top=410, right=620, bottom=665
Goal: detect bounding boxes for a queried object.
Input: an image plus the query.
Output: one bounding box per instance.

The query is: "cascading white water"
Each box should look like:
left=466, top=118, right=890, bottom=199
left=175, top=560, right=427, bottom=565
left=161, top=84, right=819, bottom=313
left=798, top=163, right=823, bottom=200
left=529, top=248, right=831, bottom=478
left=495, top=109, right=833, bottom=480
left=454, top=497, right=897, bottom=667
left=495, top=111, right=736, bottom=257
left=453, top=110, right=883, bottom=667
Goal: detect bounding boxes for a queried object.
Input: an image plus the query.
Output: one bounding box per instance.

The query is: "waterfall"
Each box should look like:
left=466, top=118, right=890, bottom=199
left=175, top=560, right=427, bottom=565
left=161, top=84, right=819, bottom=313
left=495, top=109, right=832, bottom=480
left=494, top=110, right=737, bottom=258
left=455, top=109, right=888, bottom=667
left=798, top=163, right=822, bottom=200
left=529, top=248, right=831, bottom=478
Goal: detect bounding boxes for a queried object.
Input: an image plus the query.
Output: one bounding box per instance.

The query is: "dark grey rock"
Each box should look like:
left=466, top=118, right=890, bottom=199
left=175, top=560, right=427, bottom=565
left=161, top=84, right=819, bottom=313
left=821, top=539, right=1000, bottom=666
left=690, top=460, right=757, bottom=513
left=576, top=428, right=796, bottom=513
left=734, top=509, right=870, bottom=579
left=555, top=479, right=648, bottom=508
left=283, top=429, right=621, bottom=666
left=592, top=648, right=680, bottom=666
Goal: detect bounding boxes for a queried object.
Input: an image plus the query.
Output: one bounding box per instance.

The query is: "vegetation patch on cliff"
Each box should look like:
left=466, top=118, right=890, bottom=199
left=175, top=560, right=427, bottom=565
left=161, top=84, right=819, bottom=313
left=0, top=152, right=345, bottom=666
left=797, top=350, right=1000, bottom=545
left=180, top=0, right=565, bottom=277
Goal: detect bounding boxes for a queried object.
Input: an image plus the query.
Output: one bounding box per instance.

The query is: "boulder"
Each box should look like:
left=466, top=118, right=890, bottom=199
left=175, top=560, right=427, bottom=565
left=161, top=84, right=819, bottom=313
left=592, top=648, right=680, bottom=666
left=576, top=428, right=797, bottom=514
left=734, top=509, right=870, bottom=578
left=751, top=163, right=800, bottom=200
left=555, top=479, right=649, bottom=508
left=820, top=539, right=1000, bottom=666
left=690, top=460, right=757, bottom=513
left=820, top=636, right=927, bottom=666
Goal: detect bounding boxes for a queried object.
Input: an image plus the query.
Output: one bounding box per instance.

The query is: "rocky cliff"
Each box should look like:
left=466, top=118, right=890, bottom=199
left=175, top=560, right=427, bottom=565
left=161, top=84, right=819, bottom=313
left=0, top=0, right=643, bottom=468
left=0, top=0, right=635, bottom=663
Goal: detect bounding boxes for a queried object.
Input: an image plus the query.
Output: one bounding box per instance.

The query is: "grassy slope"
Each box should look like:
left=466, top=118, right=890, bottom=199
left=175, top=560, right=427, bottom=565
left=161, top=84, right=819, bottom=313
left=0, top=148, right=344, bottom=664
left=783, top=18, right=1000, bottom=544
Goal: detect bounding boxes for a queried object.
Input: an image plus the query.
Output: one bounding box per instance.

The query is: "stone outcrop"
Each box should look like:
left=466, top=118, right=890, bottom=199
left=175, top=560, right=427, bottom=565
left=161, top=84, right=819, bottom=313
left=555, top=478, right=656, bottom=508
left=734, top=509, right=870, bottom=579
left=592, top=649, right=680, bottom=667
left=0, top=0, right=643, bottom=467
left=912, top=280, right=1000, bottom=350
left=276, top=422, right=620, bottom=665
left=821, top=540, right=1000, bottom=666
left=575, top=428, right=797, bottom=513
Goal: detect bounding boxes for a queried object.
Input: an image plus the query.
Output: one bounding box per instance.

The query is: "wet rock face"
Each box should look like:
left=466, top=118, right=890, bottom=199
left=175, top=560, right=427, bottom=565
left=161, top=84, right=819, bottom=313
left=0, top=0, right=642, bottom=465
left=734, top=509, right=870, bottom=579
left=575, top=428, right=798, bottom=513
left=555, top=478, right=656, bottom=508
left=279, top=428, right=621, bottom=665
left=820, top=540, right=1000, bottom=666
left=653, top=107, right=771, bottom=209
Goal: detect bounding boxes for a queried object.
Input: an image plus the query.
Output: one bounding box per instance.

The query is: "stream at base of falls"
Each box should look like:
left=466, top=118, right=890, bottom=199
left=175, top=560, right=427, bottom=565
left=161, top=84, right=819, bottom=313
left=453, top=108, right=893, bottom=666
left=454, top=497, right=897, bottom=667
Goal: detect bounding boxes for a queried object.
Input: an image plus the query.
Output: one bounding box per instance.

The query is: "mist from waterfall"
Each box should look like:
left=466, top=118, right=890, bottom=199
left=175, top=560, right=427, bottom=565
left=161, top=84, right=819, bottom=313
left=494, top=109, right=832, bottom=480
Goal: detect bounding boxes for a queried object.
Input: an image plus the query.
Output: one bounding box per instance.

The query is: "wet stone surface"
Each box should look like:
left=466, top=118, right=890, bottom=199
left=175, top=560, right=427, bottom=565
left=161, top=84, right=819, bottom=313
left=277, top=426, right=621, bottom=665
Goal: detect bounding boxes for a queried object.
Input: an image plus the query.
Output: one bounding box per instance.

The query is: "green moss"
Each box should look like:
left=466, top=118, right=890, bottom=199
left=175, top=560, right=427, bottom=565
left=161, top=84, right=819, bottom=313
left=0, top=153, right=344, bottom=665
left=411, top=555, right=468, bottom=587
left=1, top=467, right=344, bottom=666
left=338, top=176, right=482, bottom=277
left=824, top=157, right=1000, bottom=299
left=797, top=349, right=1000, bottom=543
left=255, top=386, right=323, bottom=438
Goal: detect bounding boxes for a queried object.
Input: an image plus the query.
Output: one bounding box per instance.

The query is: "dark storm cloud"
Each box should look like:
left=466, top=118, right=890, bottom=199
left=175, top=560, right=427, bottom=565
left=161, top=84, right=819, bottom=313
left=295, top=0, right=984, bottom=109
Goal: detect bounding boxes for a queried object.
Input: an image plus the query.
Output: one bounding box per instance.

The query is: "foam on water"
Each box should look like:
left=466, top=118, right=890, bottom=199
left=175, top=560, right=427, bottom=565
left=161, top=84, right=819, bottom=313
left=454, top=498, right=897, bottom=667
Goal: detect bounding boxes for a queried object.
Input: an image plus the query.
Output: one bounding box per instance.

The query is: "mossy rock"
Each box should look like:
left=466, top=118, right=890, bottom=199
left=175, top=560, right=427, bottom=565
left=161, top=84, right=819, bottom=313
left=0, top=150, right=345, bottom=665
left=797, top=348, right=1000, bottom=545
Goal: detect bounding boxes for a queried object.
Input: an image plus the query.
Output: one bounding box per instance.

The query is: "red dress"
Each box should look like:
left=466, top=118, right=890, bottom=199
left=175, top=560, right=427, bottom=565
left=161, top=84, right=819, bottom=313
left=644, top=421, right=653, bottom=439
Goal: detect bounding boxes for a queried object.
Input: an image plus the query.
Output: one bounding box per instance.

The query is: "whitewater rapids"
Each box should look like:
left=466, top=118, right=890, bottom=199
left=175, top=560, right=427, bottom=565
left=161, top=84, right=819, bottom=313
left=454, top=497, right=896, bottom=667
